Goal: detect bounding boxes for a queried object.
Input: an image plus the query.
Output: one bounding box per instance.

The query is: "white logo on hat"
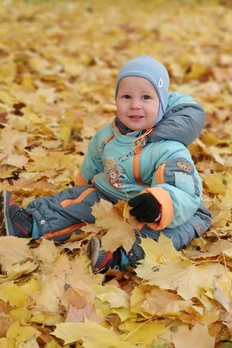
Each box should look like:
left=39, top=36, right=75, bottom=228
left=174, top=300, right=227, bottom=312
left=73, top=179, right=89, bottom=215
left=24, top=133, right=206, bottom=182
left=157, top=78, right=163, bottom=88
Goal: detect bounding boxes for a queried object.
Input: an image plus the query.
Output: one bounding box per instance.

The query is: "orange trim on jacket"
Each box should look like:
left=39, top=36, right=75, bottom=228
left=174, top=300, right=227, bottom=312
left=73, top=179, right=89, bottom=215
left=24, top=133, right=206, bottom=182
left=156, top=162, right=167, bottom=184
left=133, top=148, right=143, bottom=185
left=75, top=172, right=89, bottom=186
left=60, top=187, right=96, bottom=208
left=131, top=128, right=154, bottom=185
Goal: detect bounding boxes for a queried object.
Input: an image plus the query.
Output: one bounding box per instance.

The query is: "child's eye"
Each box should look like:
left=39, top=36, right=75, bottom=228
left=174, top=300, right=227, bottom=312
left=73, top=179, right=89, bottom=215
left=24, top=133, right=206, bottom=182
left=143, top=95, right=151, bottom=100
left=123, top=95, right=131, bottom=99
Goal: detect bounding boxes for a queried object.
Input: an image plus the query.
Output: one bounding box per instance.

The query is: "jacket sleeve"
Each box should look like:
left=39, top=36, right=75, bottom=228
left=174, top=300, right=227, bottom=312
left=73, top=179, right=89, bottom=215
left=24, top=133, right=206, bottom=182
left=77, top=134, right=104, bottom=184
left=141, top=144, right=202, bottom=230
left=148, top=93, right=205, bottom=147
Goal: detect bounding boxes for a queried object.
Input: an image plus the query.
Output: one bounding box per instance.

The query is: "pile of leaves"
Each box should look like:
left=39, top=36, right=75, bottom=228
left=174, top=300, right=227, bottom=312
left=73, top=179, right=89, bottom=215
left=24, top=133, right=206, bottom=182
left=0, top=0, right=232, bottom=347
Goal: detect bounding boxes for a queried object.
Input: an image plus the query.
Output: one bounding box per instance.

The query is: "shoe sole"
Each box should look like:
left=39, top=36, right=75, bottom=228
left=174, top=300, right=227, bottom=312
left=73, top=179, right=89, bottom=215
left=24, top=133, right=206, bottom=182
left=0, top=191, right=12, bottom=236
left=87, top=238, right=101, bottom=273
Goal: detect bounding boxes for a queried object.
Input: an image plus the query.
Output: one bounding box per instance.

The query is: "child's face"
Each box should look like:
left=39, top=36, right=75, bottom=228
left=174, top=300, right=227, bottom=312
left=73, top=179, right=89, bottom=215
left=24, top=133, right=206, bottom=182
left=116, top=76, right=160, bottom=131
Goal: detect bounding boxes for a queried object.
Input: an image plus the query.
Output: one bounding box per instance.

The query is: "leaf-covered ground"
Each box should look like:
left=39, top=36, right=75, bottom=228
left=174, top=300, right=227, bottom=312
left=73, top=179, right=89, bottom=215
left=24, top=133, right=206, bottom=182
left=0, top=0, right=232, bottom=347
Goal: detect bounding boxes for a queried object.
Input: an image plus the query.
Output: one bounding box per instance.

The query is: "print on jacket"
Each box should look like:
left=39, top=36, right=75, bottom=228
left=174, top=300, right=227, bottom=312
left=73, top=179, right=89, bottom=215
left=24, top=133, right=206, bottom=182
left=104, top=157, right=127, bottom=188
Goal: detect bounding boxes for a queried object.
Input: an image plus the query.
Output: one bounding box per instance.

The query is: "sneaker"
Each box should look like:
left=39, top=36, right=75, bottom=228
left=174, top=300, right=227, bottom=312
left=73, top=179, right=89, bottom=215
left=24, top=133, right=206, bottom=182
left=0, top=191, right=33, bottom=238
left=87, top=237, right=145, bottom=273
left=87, top=238, right=128, bottom=273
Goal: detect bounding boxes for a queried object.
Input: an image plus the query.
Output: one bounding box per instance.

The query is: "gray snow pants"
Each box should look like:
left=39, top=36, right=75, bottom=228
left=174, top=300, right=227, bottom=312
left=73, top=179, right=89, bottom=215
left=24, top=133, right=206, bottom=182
left=27, top=184, right=212, bottom=252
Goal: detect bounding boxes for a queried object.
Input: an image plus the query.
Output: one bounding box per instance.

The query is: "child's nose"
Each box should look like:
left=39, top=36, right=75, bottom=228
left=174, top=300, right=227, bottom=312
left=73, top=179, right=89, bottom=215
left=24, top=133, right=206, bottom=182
left=130, top=99, right=141, bottom=109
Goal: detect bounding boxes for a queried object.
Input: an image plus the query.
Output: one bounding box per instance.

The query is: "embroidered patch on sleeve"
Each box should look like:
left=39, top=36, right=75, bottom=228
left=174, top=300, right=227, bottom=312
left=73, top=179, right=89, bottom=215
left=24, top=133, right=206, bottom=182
left=176, top=161, right=192, bottom=172
left=174, top=172, right=195, bottom=195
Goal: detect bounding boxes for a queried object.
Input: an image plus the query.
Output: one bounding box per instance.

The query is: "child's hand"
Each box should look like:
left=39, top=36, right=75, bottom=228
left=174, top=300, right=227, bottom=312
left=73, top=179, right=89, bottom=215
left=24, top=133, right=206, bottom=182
left=128, top=193, right=161, bottom=223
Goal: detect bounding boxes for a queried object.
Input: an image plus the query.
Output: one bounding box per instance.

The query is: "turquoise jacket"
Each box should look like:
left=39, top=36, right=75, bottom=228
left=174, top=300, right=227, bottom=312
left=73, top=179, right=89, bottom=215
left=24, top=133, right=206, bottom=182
left=79, top=92, right=204, bottom=231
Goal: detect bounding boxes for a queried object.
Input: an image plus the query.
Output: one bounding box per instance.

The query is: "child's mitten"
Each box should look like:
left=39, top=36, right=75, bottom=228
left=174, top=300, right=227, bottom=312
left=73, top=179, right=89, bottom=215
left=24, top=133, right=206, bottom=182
left=128, top=193, right=161, bottom=223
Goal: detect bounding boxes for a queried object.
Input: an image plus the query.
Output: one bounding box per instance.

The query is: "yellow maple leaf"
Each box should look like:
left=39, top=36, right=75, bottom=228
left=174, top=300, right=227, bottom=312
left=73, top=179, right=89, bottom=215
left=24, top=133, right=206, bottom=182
left=5, top=261, right=39, bottom=281
left=92, top=199, right=135, bottom=253
left=0, top=128, right=28, bottom=154
left=213, top=280, right=232, bottom=316
left=185, top=239, right=232, bottom=261
left=171, top=322, right=215, bottom=348
left=22, top=104, right=49, bottom=124
left=32, top=238, right=60, bottom=264
left=65, top=302, right=101, bottom=324
left=0, top=237, right=34, bottom=273
left=0, top=337, right=14, bottom=348
left=4, top=154, right=29, bottom=168
left=97, top=287, right=129, bottom=309
left=186, top=63, right=209, bottom=80
left=61, top=282, right=101, bottom=324
left=0, top=62, right=16, bottom=84
left=136, top=259, right=228, bottom=301
left=58, top=124, right=72, bottom=145
left=0, top=164, right=13, bottom=179
left=34, top=273, right=67, bottom=312
left=201, top=172, right=227, bottom=195
left=52, top=318, right=132, bottom=347
left=121, top=320, right=165, bottom=346
left=130, top=284, right=150, bottom=316
left=30, top=311, right=64, bottom=327
left=21, top=75, right=35, bottom=90
left=0, top=283, right=27, bottom=308
left=6, top=320, right=41, bottom=345
left=142, top=288, right=193, bottom=316
left=209, top=185, right=232, bottom=228
left=202, top=309, right=219, bottom=326
left=9, top=306, right=31, bottom=323
left=92, top=283, right=133, bottom=323
left=140, top=234, right=182, bottom=263
left=112, top=307, right=136, bottom=323
left=27, top=151, right=71, bottom=172
left=37, top=86, right=58, bottom=104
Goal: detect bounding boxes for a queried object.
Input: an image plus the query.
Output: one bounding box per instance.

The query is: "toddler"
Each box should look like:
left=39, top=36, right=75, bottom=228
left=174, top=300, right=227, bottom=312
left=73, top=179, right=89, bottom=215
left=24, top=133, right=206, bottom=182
left=0, top=56, right=212, bottom=273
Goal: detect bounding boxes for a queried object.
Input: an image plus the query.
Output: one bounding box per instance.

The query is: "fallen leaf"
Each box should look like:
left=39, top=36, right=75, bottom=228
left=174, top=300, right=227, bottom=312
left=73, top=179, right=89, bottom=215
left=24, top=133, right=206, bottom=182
left=52, top=318, right=132, bottom=347
left=171, top=322, right=215, bottom=348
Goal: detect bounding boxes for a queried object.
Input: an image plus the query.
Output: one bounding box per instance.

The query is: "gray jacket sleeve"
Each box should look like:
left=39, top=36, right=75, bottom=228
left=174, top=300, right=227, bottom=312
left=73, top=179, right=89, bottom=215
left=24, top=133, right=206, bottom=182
left=149, top=103, right=205, bottom=147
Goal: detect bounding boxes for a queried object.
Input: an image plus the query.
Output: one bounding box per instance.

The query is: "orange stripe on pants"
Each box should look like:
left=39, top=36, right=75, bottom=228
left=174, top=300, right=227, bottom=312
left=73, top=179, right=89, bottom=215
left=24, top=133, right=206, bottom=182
left=43, top=222, right=86, bottom=240
left=60, top=187, right=97, bottom=208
